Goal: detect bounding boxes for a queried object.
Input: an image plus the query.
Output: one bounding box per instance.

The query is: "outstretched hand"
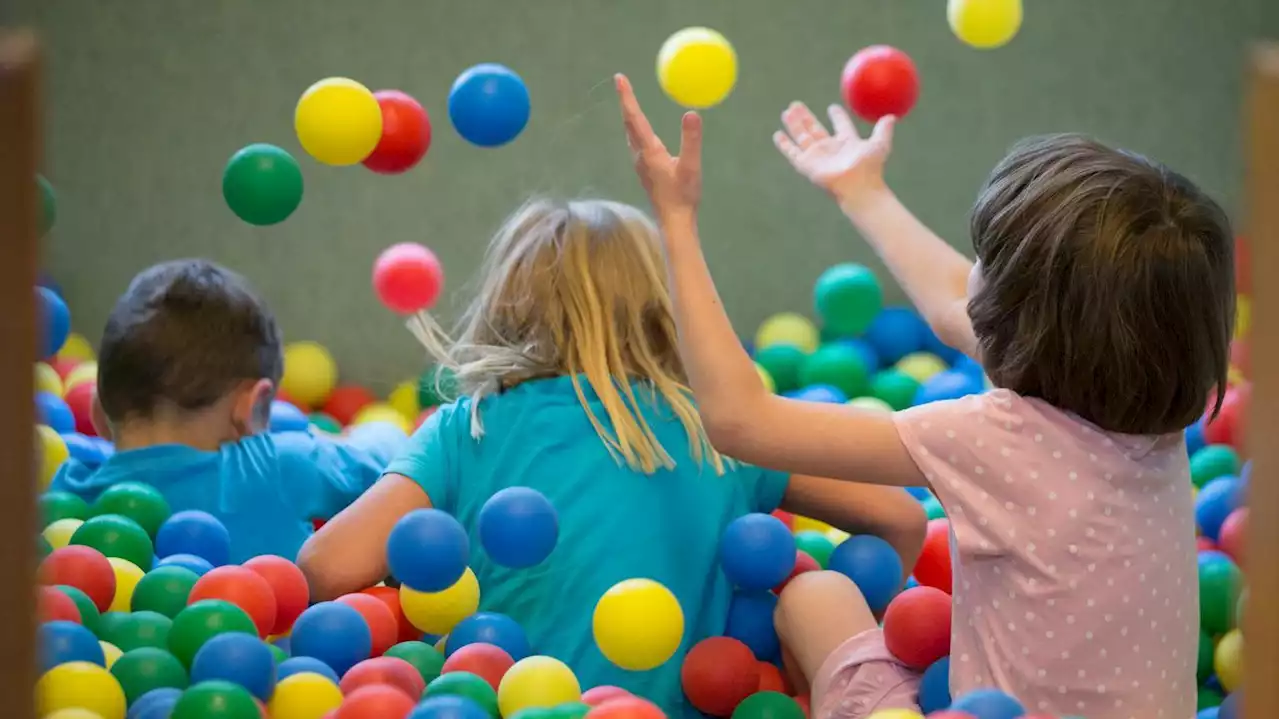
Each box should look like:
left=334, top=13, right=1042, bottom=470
left=774, top=102, right=895, bottom=203
left=615, top=74, right=702, bottom=225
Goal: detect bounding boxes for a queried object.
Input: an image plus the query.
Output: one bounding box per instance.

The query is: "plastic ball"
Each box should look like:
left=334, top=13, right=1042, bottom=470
left=1219, top=692, right=1240, bottom=719
left=334, top=684, right=416, bottom=719
left=1195, top=476, right=1243, bottom=542
left=36, top=361, right=64, bottom=396
left=57, top=331, right=94, bottom=362
left=755, top=662, right=785, bottom=694
left=268, top=672, right=344, bottom=719
left=882, top=587, right=951, bottom=669
left=36, top=661, right=127, bottom=719
left=1198, top=551, right=1242, bottom=635
left=441, top=643, right=514, bottom=691
left=895, top=353, right=948, bottom=384
left=680, top=637, right=758, bottom=717
left=271, top=401, right=310, bottom=433
left=373, top=243, right=445, bottom=314
left=419, top=366, right=459, bottom=408
left=863, top=308, right=927, bottom=365
left=922, top=497, right=946, bottom=524
left=156, top=511, right=231, bottom=568
left=277, top=657, right=337, bottom=685
left=99, top=610, right=172, bottom=653
left=754, top=364, right=776, bottom=393
left=291, top=601, right=372, bottom=676
left=62, top=360, right=97, bottom=389
left=157, top=553, right=215, bottom=577
left=949, top=688, right=1025, bottom=719
left=583, top=696, right=665, bottom=719
left=448, top=63, right=531, bottom=147
left=725, top=591, right=780, bottom=661
left=189, top=633, right=277, bottom=701
left=947, top=0, right=1023, bottom=49
left=798, top=344, right=869, bottom=398
left=129, top=687, right=184, bottom=719
left=655, top=27, right=737, bottom=109
left=719, top=513, right=795, bottom=591
left=43, top=518, right=83, bottom=550
left=105, top=558, right=145, bottom=612
left=813, top=264, right=882, bottom=337
left=170, top=680, right=259, bottom=718
left=98, top=640, right=122, bottom=669
left=307, top=412, right=342, bottom=434
left=827, top=535, right=903, bottom=613
left=41, top=545, right=117, bottom=611
left=40, top=285, right=72, bottom=359
left=410, top=696, right=493, bottom=719
left=755, top=313, right=818, bottom=354
left=447, top=612, right=531, bottom=661
left=323, top=386, right=377, bottom=426
left=334, top=593, right=399, bottom=657
left=497, top=656, right=580, bottom=717
left=1204, top=384, right=1248, bottom=449
left=1190, top=445, right=1240, bottom=489
left=841, top=46, right=919, bottom=122
left=591, top=578, right=684, bottom=671
left=342, top=656, right=427, bottom=699
left=40, top=620, right=105, bottom=672
left=914, top=370, right=983, bottom=406
left=387, top=508, right=469, bottom=591
left=169, top=600, right=258, bottom=668
left=363, top=90, right=432, bottom=174
left=730, top=692, right=803, bottom=719
left=38, top=391, right=76, bottom=433
left=363, top=587, right=423, bottom=644
left=42, top=490, right=91, bottom=528
left=917, top=656, right=951, bottom=713
left=281, top=342, right=338, bottom=409
left=1217, top=508, right=1248, bottom=565
left=190, top=565, right=278, bottom=637
left=773, top=550, right=820, bottom=594
left=388, top=380, right=421, bottom=422
left=580, top=687, right=630, bottom=707
left=92, top=482, right=172, bottom=538
left=72, top=514, right=153, bottom=570
left=912, top=518, right=952, bottom=593
left=63, top=381, right=98, bottom=435
left=41, top=585, right=82, bottom=624
left=243, top=555, right=310, bottom=635
left=792, top=531, right=834, bottom=569
left=478, top=487, right=559, bottom=569
left=222, top=144, right=303, bottom=226
left=294, top=77, right=382, bottom=166
left=753, top=345, right=808, bottom=394
left=39, top=424, right=71, bottom=488
left=109, top=647, right=188, bottom=704
left=1214, top=628, right=1243, bottom=693
left=426, top=671, right=500, bottom=718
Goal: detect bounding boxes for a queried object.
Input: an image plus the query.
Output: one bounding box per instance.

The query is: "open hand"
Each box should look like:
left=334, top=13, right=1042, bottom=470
left=616, top=74, right=702, bottom=225
left=774, top=102, right=894, bottom=203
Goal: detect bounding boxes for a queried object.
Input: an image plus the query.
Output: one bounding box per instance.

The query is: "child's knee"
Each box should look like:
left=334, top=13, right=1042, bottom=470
left=774, top=570, right=864, bottom=635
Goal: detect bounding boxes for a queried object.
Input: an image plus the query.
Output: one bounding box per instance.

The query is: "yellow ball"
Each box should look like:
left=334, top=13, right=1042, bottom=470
left=36, top=362, right=63, bottom=397
left=58, top=332, right=97, bottom=363
left=268, top=672, right=344, bottom=719
left=38, top=424, right=70, bottom=489
left=43, top=518, right=83, bottom=549
left=400, top=567, right=480, bottom=635
left=657, top=27, right=738, bottom=109
left=107, top=557, right=145, bottom=613
left=99, top=641, right=122, bottom=669
left=46, top=710, right=107, bottom=719
left=868, top=711, right=925, bottom=719
left=1214, top=628, right=1243, bottom=693
left=755, top=364, right=776, bottom=394
left=848, top=396, right=893, bottom=413
left=64, top=361, right=98, bottom=391
left=497, top=656, right=582, bottom=717
left=593, top=578, right=684, bottom=671
left=36, top=661, right=126, bottom=719
left=791, top=515, right=831, bottom=535
left=825, top=527, right=851, bottom=545
left=295, top=78, right=383, bottom=166
left=896, top=352, right=948, bottom=383
left=1235, top=294, right=1251, bottom=340
left=755, top=313, right=819, bottom=353
left=282, top=341, right=338, bottom=408
left=353, top=402, right=413, bottom=435
left=388, top=380, right=421, bottom=422
left=947, top=0, right=1023, bottom=49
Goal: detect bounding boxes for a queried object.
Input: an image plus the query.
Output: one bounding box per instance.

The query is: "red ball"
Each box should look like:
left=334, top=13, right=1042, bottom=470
left=882, top=586, right=952, bottom=670
left=840, top=45, right=919, bottom=122
left=51, top=358, right=81, bottom=380
left=1218, top=508, right=1248, bottom=566
left=586, top=697, right=667, bottom=719
left=792, top=695, right=809, bottom=718
left=39, top=545, right=116, bottom=612
left=582, top=686, right=632, bottom=707
left=363, top=90, right=432, bottom=175
left=336, top=593, right=400, bottom=657
left=756, top=662, right=786, bottom=693
left=362, top=586, right=420, bottom=644
left=681, top=637, right=759, bottom=717
left=324, top=386, right=378, bottom=426
left=770, top=510, right=794, bottom=530
left=243, top=555, right=311, bottom=635
left=773, top=550, right=819, bottom=594
left=189, top=566, right=278, bottom=637
left=40, top=586, right=82, bottom=624
left=335, top=685, right=415, bottom=719
left=441, top=642, right=514, bottom=691
left=62, top=380, right=97, bottom=436
left=340, top=656, right=426, bottom=699
left=1230, top=340, right=1250, bottom=376
left=1196, top=536, right=1218, bottom=552
left=913, top=519, right=953, bottom=594
left=372, top=243, right=444, bottom=315
left=1204, top=384, right=1249, bottom=449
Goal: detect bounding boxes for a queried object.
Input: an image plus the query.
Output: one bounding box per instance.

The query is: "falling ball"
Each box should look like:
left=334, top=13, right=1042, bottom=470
left=477, top=487, right=559, bottom=569
left=364, top=90, right=432, bottom=174
left=947, top=0, right=1024, bottom=49
left=448, top=64, right=531, bottom=147
left=295, top=77, right=384, bottom=166
left=656, top=27, right=738, bottom=109
left=222, top=144, right=304, bottom=226
left=592, top=578, right=684, bottom=671
left=813, top=264, right=882, bottom=337
left=841, top=46, right=920, bottom=122
left=373, top=243, right=445, bottom=314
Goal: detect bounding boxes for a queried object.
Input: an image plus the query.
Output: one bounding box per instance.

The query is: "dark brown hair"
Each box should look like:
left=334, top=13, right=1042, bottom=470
left=967, top=134, right=1235, bottom=435
left=98, top=259, right=283, bottom=424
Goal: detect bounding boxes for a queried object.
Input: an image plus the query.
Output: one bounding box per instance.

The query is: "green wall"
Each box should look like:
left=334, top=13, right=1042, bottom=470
left=17, top=1, right=1275, bottom=390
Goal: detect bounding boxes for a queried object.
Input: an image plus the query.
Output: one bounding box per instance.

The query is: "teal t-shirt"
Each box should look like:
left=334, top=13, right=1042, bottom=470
left=384, top=376, right=789, bottom=718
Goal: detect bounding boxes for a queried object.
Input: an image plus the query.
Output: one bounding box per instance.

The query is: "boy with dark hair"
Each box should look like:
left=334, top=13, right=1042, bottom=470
left=51, top=259, right=404, bottom=563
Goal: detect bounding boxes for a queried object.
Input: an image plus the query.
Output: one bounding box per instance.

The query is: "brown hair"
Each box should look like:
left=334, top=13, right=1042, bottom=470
left=967, top=134, right=1235, bottom=435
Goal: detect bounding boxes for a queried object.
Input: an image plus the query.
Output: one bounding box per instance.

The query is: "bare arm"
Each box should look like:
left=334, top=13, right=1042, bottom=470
left=781, top=475, right=927, bottom=571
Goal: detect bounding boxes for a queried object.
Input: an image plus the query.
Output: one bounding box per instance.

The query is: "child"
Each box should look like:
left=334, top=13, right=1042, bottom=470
left=297, top=198, right=926, bottom=717
left=50, top=259, right=404, bottom=563
left=614, top=74, right=1233, bottom=719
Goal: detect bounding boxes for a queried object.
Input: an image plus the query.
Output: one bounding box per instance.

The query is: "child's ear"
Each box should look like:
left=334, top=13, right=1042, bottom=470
left=90, top=390, right=113, bottom=441
left=232, top=379, right=275, bottom=436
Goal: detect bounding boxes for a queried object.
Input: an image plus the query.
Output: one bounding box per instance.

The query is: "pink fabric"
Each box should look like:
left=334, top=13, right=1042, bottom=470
left=810, top=628, right=921, bottom=719
left=894, top=390, right=1198, bottom=719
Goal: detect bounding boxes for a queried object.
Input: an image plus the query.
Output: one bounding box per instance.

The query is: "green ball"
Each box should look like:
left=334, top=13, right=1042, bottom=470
left=1196, top=629, right=1214, bottom=682
left=92, top=482, right=172, bottom=538
left=97, top=611, right=132, bottom=642
left=40, top=491, right=91, bottom=527
left=920, top=496, right=946, bottom=520
left=732, top=691, right=805, bottom=719
left=110, top=646, right=189, bottom=704
left=813, top=264, right=882, bottom=337
left=132, top=566, right=199, bottom=618
left=754, top=345, right=808, bottom=394
left=386, top=640, right=445, bottom=685
left=56, top=585, right=101, bottom=634
left=38, top=534, right=52, bottom=559
left=869, top=369, right=921, bottom=411
left=38, top=174, right=56, bottom=237
left=1236, top=587, right=1248, bottom=627
left=794, top=531, right=834, bottom=569
left=418, top=366, right=459, bottom=408
left=1198, top=553, right=1241, bottom=635
left=172, top=680, right=257, bottom=719
left=70, top=513, right=154, bottom=570
left=1197, top=684, right=1224, bottom=711
left=799, top=344, right=869, bottom=398
left=1190, top=445, right=1240, bottom=488
left=222, top=143, right=304, bottom=226
left=102, top=610, right=172, bottom=652
left=547, top=702, right=591, bottom=719
left=511, top=709, right=557, bottom=719
left=268, top=642, right=288, bottom=664
left=308, top=412, right=343, bottom=434
left=169, top=600, right=257, bottom=668
left=426, top=670, right=500, bottom=718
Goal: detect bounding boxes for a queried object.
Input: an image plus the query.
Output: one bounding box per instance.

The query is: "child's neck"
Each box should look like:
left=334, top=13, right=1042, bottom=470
left=112, top=415, right=236, bottom=453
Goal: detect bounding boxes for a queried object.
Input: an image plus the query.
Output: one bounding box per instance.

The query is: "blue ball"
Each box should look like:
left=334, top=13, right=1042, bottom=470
left=1218, top=692, right=1240, bottom=719
left=36, top=392, right=75, bottom=433
left=155, top=553, right=214, bottom=577
left=1186, top=417, right=1208, bottom=456
left=951, top=355, right=986, bottom=383
left=39, top=620, right=104, bottom=672
left=785, top=384, right=848, bottom=404
left=1196, top=476, right=1242, bottom=541
left=290, top=601, right=372, bottom=676
left=277, top=656, right=340, bottom=683
left=446, top=611, right=531, bottom=661
left=478, top=487, right=558, bottom=569
left=155, top=511, right=231, bottom=567
left=904, top=575, right=919, bottom=590
left=920, top=326, right=961, bottom=365
left=918, top=656, right=951, bottom=713
left=725, top=591, right=780, bottom=662
left=269, top=400, right=310, bottom=433
left=38, top=286, right=70, bottom=359
left=270, top=635, right=291, bottom=654
left=448, top=63, right=531, bottom=147
left=1197, top=709, right=1220, bottom=719
left=863, top=307, right=927, bottom=365
left=128, top=688, right=183, bottom=719
left=914, top=370, right=984, bottom=406
left=826, top=535, right=902, bottom=613
left=190, top=632, right=278, bottom=700
left=719, top=513, right=795, bottom=591
left=387, top=508, right=469, bottom=592
left=905, top=486, right=932, bottom=501
left=62, top=433, right=108, bottom=467
left=409, top=695, right=493, bottom=719
left=37, top=272, right=63, bottom=298
left=950, top=688, right=1026, bottom=719
left=835, top=338, right=881, bottom=373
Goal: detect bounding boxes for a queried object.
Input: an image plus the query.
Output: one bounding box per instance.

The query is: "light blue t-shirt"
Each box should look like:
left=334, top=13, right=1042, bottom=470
left=384, top=376, right=789, bottom=718
left=50, top=423, right=406, bottom=563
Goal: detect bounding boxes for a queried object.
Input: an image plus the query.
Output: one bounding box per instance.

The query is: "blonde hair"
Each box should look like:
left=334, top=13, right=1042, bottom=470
left=412, top=198, right=725, bottom=475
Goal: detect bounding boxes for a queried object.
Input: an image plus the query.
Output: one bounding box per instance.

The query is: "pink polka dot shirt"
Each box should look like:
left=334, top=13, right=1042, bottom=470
left=895, top=389, right=1198, bottom=719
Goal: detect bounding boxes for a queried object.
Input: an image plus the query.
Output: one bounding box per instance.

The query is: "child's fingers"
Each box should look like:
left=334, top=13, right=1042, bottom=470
left=615, top=74, right=667, bottom=154
left=826, top=104, right=858, bottom=140
left=781, top=102, right=829, bottom=148
left=773, top=131, right=802, bottom=165
left=869, top=115, right=896, bottom=150
left=679, top=112, right=703, bottom=175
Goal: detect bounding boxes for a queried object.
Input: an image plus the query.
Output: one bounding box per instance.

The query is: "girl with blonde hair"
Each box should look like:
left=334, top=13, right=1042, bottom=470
left=299, top=197, right=925, bottom=715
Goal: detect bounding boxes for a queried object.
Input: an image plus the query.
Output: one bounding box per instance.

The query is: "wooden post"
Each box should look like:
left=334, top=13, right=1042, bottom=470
left=1242, top=44, right=1277, bottom=719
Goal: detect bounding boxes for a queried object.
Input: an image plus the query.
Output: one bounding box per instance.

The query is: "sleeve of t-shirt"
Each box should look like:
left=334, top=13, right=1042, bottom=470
left=747, top=464, right=790, bottom=515
left=273, top=424, right=406, bottom=522
left=382, top=402, right=464, bottom=513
